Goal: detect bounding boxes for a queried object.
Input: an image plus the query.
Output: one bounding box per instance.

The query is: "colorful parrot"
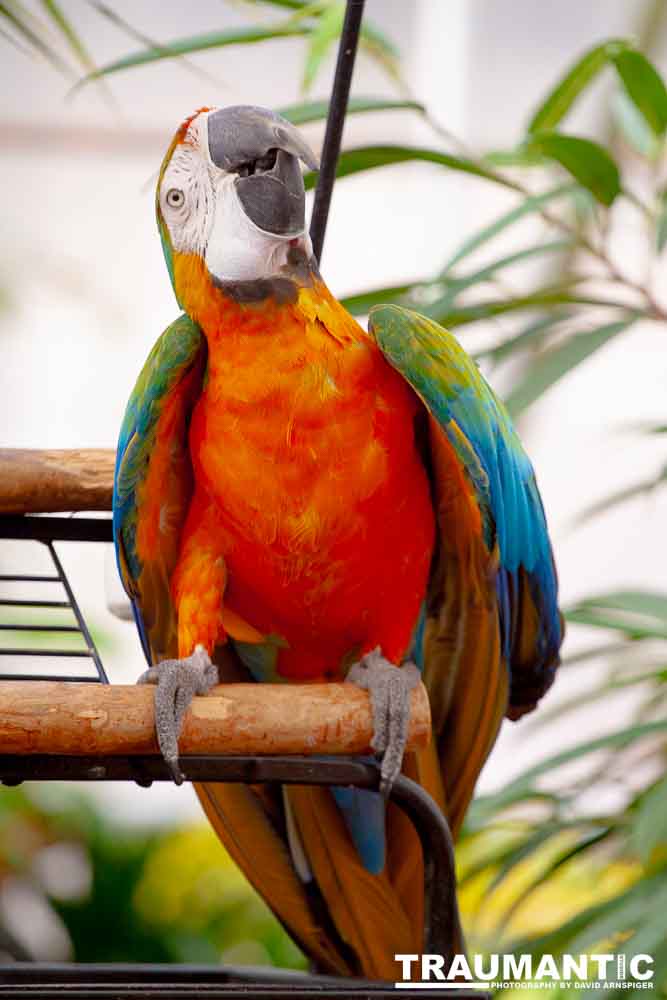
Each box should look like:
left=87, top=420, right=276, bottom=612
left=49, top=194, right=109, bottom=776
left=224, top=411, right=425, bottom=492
left=113, top=105, right=562, bottom=980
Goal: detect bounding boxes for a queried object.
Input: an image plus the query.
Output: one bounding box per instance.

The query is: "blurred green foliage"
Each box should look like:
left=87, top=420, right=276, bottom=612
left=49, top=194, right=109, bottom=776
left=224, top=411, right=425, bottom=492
left=0, top=783, right=306, bottom=967
left=0, top=0, right=665, bottom=991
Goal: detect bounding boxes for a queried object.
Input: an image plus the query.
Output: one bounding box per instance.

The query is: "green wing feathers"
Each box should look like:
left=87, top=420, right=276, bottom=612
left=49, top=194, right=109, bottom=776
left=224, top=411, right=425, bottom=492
left=369, top=304, right=562, bottom=833
left=112, top=313, right=206, bottom=663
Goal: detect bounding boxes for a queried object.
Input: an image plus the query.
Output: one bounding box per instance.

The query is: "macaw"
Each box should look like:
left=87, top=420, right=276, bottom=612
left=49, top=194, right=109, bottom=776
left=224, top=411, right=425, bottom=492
left=113, top=105, right=562, bottom=980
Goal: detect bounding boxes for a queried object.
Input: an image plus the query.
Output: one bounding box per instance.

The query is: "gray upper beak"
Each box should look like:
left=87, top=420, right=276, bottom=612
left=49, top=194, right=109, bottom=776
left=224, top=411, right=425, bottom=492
left=207, top=105, right=319, bottom=238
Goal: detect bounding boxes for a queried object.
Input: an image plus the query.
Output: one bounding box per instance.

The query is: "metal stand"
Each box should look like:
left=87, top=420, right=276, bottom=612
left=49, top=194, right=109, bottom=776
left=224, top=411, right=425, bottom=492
left=0, top=962, right=487, bottom=999
left=0, top=756, right=462, bottom=961
left=0, top=515, right=471, bottom=991
left=0, top=530, right=108, bottom=683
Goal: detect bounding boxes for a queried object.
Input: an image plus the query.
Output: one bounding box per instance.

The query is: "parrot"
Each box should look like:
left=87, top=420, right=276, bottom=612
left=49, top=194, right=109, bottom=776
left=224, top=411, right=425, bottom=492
left=112, top=105, right=563, bottom=980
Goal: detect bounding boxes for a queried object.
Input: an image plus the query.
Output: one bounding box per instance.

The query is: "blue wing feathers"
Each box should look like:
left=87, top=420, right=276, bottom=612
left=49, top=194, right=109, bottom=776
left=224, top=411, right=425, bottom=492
left=369, top=303, right=562, bottom=680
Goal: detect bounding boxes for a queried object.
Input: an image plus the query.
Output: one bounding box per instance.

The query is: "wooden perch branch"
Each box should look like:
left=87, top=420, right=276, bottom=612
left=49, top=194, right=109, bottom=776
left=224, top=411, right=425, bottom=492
left=0, top=449, right=115, bottom=514
left=0, top=681, right=430, bottom=757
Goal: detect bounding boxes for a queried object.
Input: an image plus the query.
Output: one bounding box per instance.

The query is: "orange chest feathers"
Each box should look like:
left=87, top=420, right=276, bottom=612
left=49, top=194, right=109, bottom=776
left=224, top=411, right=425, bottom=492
left=188, top=290, right=432, bottom=565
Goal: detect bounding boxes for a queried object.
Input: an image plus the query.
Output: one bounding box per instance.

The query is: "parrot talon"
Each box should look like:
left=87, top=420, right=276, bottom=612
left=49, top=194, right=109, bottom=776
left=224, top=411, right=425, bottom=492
left=347, top=647, right=420, bottom=799
left=166, top=757, right=185, bottom=786
left=137, top=645, right=218, bottom=784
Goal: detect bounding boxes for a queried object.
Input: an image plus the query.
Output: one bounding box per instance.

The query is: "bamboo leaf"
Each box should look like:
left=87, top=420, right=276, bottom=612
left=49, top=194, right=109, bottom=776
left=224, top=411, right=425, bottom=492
left=561, top=640, right=631, bottom=667
left=253, top=0, right=308, bottom=8
left=612, top=48, right=667, bottom=137
left=467, top=790, right=560, bottom=830
left=632, top=775, right=667, bottom=862
left=0, top=0, right=73, bottom=76
left=528, top=39, right=630, bottom=132
left=565, top=589, right=667, bottom=640
left=508, top=871, right=664, bottom=957
left=483, top=147, right=549, bottom=168
left=500, top=828, right=614, bottom=926
left=657, top=192, right=667, bottom=253
left=634, top=941, right=667, bottom=1000
left=429, top=291, right=629, bottom=331
left=0, top=21, right=30, bottom=55
left=605, top=921, right=667, bottom=1000
left=301, top=0, right=343, bottom=93
left=481, top=719, right=667, bottom=816
left=442, top=183, right=578, bottom=272
left=89, top=0, right=228, bottom=90
left=566, top=873, right=667, bottom=955
left=76, top=23, right=311, bottom=84
left=576, top=464, right=667, bottom=522
left=612, top=91, right=659, bottom=158
left=565, top=608, right=667, bottom=639
left=525, top=132, right=621, bottom=206
left=339, top=283, right=417, bottom=315
left=40, top=0, right=95, bottom=74
left=536, top=666, right=667, bottom=726
left=359, top=20, right=401, bottom=84
left=428, top=240, right=572, bottom=315
left=280, top=96, right=424, bottom=125
left=457, top=828, right=532, bottom=887
left=454, top=242, right=574, bottom=288
left=505, top=317, right=635, bottom=417
left=581, top=591, right=667, bottom=622
left=477, top=312, right=572, bottom=366
left=303, top=144, right=511, bottom=191
left=485, top=821, right=571, bottom=897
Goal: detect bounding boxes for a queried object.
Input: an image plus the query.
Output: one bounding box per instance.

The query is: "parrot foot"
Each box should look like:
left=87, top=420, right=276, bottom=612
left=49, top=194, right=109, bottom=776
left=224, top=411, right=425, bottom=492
left=347, top=647, right=420, bottom=798
left=138, top=645, right=218, bottom=785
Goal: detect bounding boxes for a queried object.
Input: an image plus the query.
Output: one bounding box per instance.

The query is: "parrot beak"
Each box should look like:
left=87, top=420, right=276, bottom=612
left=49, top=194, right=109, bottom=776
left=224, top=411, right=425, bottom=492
left=207, top=105, right=319, bottom=239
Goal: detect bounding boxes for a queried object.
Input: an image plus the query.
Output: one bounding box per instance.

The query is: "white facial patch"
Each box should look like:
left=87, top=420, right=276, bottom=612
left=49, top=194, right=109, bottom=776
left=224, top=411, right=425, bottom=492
left=204, top=174, right=296, bottom=282
left=158, top=111, right=306, bottom=284
left=159, top=117, right=214, bottom=257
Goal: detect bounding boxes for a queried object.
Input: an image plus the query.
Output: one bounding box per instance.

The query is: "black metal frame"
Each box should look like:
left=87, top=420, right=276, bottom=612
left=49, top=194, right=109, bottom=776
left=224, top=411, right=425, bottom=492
left=0, top=514, right=469, bottom=988
left=309, top=0, right=366, bottom=263
left=0, top=756, right=462, bottom=961
left=0, top=515, right=113, bottom=544
left=0, top=523, right=109, bottom=683
left=0, top=516, right=469, bottom=989
left=0, top=963, right=486, bottom=1000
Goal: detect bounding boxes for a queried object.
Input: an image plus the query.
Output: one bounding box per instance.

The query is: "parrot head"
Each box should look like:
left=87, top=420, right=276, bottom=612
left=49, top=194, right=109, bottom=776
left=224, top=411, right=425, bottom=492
left=156, top=106, right=319, bottom=311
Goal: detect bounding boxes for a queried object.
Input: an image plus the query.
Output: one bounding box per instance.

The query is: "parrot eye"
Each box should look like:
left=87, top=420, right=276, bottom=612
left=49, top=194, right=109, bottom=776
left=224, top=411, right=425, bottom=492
left=165, top=188, right=185, bottom=209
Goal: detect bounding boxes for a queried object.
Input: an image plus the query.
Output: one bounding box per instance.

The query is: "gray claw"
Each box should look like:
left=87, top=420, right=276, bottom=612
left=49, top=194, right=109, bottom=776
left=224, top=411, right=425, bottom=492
left=138, top=645, right=218, bottom=784
left=347, top=647, right=420, bottom=797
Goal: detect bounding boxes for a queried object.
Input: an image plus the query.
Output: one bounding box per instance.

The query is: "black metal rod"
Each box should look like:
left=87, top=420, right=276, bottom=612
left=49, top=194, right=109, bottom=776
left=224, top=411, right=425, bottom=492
left=0, top=649, right=90, bottom=657
left=0, top=673, right=100, bottom=682
left=309, top=0, right=366, bottom=264
left=0, top=598, right=71, bottom=608
left=0, top=516, right=113, bottom=542
left=0, top=754, right=463, bottom=963
left=0, top=961, right=487, bottom=1000
left=0, top=624, right=82, bottom=632
left=0, top=575, right=60, bottom=582
left=46, top=541, right=109, bottom=683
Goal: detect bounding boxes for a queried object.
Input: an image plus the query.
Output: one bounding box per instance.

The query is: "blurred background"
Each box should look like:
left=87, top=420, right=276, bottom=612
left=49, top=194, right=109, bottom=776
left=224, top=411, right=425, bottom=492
left=0, top=0, right=665, bottom=989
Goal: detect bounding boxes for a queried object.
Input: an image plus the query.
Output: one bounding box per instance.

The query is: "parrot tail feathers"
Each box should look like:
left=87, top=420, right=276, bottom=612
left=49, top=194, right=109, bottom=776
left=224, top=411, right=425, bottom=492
left=286, top=785, right=421, bottom=981
left=425, top=591, right=507, bottom=838
left=331, top=783, right=386, bottom=875
left=194, top=781, right=351, bottom=976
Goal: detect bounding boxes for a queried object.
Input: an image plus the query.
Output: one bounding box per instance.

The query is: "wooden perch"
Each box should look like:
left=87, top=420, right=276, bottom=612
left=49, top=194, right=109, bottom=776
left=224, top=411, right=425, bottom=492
left=0, top=681, right=430, bottom=757
left=0, top=449, right=115, bottom=514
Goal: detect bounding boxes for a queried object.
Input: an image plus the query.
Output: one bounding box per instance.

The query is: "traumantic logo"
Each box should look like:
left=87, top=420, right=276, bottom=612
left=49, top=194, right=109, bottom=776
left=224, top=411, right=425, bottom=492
left=394, top=953, right=655, bottom=990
